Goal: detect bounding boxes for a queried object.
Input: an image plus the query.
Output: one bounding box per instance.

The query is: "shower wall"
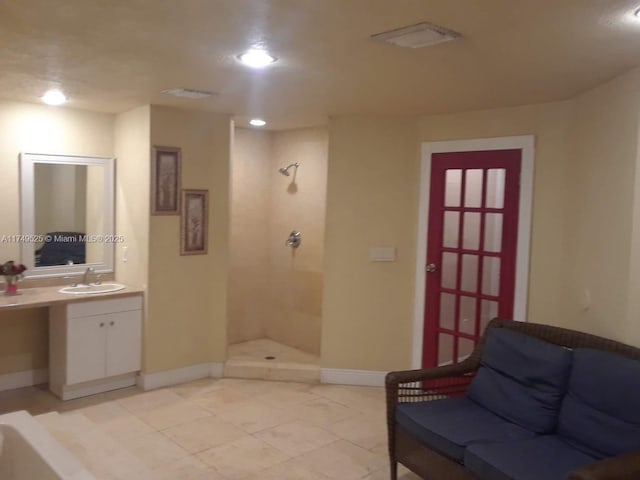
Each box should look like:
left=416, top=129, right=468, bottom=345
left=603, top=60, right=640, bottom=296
left=228, top=127, right=328, bottom=355
left=228, top=129, right=271, bottom=342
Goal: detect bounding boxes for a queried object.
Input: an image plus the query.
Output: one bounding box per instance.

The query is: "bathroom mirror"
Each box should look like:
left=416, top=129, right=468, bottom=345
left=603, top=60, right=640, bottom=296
left=20, top=153, right=115, bottom=279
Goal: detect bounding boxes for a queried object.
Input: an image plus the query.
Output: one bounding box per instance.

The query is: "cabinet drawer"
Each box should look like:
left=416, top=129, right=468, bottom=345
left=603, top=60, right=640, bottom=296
left=67, top=295, right=142, bottom=318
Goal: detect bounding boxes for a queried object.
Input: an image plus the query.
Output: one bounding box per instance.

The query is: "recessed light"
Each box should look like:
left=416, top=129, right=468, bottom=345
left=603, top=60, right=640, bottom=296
left=238, top=49, right=277, bottom=68
left=249, top=119, right=266, bottom=127
left=635, top=7, right=640, bottom=17
left=41, top=89, right=67, bottom=106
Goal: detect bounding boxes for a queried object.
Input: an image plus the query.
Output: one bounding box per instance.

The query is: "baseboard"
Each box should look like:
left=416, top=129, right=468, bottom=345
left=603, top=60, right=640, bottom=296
left=320, top=368, right=387, bottom=387
left=0, top=368, right=48, bottom=392
left=209, top=362, right=224, bottom=378
left=57, top=373, right=136, bottom=401
left=137, top=362, right=224, bottom=391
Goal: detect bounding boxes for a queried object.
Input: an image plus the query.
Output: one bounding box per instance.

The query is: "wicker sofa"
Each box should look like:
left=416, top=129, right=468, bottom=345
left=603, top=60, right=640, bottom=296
left=385, top=318, right=640, bottom=480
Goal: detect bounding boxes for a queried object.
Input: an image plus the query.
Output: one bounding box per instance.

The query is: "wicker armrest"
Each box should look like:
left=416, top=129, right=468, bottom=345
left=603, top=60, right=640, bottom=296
left=568, top=451, right=640, bottom=480
left=385, top=359, right=480, bottom=473
left=385, top=360, right=478, bottom=408
left=385, top=360, right=477, bottom=388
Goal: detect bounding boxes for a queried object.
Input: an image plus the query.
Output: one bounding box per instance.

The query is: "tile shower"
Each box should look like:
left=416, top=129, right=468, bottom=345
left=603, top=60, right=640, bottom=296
left=227, top=127, right=328, bottom=381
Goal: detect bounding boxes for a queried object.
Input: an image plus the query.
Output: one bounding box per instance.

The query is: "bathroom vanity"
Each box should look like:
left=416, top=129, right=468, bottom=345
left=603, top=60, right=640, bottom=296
left=0, top=152, right=143, bottom=400
left=0, top=285, right=143, bottom=401
left=49, top=294, right=142, bottom=401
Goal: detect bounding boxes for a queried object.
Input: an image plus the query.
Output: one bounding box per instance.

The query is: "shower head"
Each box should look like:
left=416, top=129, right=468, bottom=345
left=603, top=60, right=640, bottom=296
left=278, top=162, right=299, bottom=176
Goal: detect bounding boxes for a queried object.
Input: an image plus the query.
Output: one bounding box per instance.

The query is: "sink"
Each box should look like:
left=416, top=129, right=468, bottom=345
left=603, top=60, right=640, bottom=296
left=58, top=283, right=125, bottom=295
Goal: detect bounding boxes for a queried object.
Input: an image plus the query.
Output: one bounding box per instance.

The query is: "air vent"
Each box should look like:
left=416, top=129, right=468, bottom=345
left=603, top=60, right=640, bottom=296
left=161, top=88, right=216, bottom=99
left=371, top=22, right=461, bottom=48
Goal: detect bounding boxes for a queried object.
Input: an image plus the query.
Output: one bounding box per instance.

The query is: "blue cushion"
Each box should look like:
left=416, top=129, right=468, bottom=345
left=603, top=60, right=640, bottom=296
left=464, top=435, right=597, bottom=480
left=467, top=327, right=572, bottom=433
left=396, top=397, right=536, bottom=462
left=558, top=348, right=640, bottom=458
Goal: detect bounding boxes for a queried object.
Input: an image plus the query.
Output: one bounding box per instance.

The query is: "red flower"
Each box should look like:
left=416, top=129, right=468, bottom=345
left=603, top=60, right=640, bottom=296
left=1, top=261, right=27, bottom=277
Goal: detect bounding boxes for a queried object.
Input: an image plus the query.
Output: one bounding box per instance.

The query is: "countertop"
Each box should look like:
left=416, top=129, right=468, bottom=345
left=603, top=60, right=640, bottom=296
left=0, top=284, right=145, bottom=310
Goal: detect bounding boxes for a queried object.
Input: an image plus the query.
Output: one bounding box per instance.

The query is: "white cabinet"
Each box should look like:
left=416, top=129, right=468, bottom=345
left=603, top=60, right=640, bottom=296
left=104, top=310, right=142, bottom=377
left=49, top=295, right=142, bottom=400
left=66, top=315, right=107, bottom=384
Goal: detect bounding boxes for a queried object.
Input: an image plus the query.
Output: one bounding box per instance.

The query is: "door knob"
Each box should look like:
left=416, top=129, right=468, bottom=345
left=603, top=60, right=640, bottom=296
left=426, top=263, right=437, bottom=273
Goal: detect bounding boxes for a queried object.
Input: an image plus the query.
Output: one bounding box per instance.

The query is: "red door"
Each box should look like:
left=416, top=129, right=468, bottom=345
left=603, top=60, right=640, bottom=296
left=423, top=150, right=521, bottom=368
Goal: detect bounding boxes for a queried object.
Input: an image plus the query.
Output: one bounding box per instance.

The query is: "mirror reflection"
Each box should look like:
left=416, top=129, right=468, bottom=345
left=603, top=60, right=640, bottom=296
left=20, top=153, right=115, bottom=279
left=33, top=164, right=105, bottom=267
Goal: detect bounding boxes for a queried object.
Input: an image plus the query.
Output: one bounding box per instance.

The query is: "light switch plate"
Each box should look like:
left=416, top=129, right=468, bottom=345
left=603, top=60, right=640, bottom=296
left=369, top=247, right=397, bottom=262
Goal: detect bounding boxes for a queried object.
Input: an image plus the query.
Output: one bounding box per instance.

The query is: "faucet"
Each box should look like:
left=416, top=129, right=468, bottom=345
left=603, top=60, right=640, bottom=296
left=82, top=267, right=95, bottom=285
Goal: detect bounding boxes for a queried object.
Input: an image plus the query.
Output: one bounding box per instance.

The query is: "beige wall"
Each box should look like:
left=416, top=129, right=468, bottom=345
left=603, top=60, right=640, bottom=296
left=0, top=102, right=233, bottom=379
left=0, top=308, right=49, bottom=376
left=322, top=116, right=420, bottom=370
left=0, top=101, right=114, bottom=375
left=322, top=68, right=640, bottom=372
left=564, top=68, right=640, bottom=344
left=146, top=106, right=231, bottom=373
left=114, top=105, right=151, bottom=288
left=0, top=66, right=639, bottom=383
left=228, top=128, right=327, bottom=354
left=228, top=129, right=271, bottom=343
left=322, top=105, right=573, bottom=371
left=267, top=128, right=328, bottom=354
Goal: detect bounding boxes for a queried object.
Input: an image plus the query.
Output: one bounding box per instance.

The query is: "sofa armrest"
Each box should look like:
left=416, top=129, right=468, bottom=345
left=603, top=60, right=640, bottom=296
left=568, top=451, right=640, bottom=480
left=385, top=360, right=478, bottom=409
left=386, top=361, right=476, bottom=388
left=384, top=361, right=479, bottom=466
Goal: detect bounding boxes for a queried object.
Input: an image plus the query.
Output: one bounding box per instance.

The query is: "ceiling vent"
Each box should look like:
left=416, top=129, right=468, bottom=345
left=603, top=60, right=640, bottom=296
left=161, top=88, right=216, bottom=99
left=371, top=22, right=461, bottom=48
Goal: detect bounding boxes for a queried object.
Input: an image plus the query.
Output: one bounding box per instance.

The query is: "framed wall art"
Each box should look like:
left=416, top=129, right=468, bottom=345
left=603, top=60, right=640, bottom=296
left=180, top=189, right=209, bottom=255
left=151, top=146, right=181, bottom=215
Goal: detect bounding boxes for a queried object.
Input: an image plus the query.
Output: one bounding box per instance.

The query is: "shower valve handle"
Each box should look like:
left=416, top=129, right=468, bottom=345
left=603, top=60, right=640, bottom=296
left=286, top=231, right=302, bottom=249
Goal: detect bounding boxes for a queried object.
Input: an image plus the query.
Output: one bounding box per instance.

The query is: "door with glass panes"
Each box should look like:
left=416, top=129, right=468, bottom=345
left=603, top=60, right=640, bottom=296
left=423, top=150, right=521, bottom=367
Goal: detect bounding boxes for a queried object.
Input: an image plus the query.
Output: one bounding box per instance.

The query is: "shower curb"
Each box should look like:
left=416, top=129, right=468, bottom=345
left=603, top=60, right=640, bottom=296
left=137, top=363, right=387, bottom=389
left=137, top=362, right=223, bottom=391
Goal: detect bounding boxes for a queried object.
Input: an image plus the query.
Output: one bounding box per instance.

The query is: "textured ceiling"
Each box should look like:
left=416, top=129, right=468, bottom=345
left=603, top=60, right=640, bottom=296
left=1, top=0, right=639, bottom=129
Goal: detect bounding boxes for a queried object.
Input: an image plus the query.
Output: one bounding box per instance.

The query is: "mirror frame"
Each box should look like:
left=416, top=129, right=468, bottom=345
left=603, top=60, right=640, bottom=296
left=20, top=152, right=115, bottom=279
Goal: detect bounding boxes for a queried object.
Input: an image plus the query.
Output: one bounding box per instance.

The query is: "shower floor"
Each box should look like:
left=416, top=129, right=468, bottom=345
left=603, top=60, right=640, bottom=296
left=224, top=338, right=320, bottom=383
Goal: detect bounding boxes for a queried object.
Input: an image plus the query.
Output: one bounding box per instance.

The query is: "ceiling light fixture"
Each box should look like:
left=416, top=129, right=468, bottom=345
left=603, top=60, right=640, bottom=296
left=249, top=119, right=266, bottom=127
left=238, top=49, right=277, bottom=68
left=634, top=7, right=640, bottom=17
left=41, top=89, right=67, bottom=106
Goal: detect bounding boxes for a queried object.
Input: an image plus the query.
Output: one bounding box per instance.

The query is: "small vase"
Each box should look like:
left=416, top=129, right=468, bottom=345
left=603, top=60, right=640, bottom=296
left=4, top=276, right=18, bottom=296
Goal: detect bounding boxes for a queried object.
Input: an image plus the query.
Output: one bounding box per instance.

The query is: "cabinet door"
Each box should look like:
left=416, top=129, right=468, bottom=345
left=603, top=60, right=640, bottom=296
left=67, top=316, right=107, bottom=384
left=106, top=310, right=141, bottom=377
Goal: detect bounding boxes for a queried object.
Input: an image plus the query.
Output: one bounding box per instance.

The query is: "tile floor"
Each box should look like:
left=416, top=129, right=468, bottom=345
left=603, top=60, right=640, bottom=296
left=1, top=378, right=420, bottom=479
left=225, top=339, right=321, bottom=383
